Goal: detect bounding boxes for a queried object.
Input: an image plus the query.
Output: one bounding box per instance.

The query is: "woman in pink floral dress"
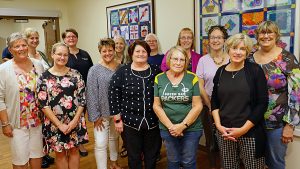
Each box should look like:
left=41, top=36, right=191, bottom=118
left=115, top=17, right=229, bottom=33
left=37, top=42, right=87, bottom=169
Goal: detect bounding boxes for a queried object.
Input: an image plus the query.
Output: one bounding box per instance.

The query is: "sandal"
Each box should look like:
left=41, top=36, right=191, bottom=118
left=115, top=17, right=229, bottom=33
left=120, top=146, right=127, bottom=158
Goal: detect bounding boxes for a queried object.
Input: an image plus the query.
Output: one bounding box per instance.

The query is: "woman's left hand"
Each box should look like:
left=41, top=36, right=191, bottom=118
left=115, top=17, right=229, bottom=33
left=282, top=124, right=294, bottom=144
left=67, top=118, right=79, bottom=134
left=169, top=123, right=185, bottom=137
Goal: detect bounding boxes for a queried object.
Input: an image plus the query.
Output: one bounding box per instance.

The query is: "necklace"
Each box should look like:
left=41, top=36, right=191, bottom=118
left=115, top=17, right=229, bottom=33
left=212, top=56, right=225, bottom=65
left=231, top=70, right=240, bottom=78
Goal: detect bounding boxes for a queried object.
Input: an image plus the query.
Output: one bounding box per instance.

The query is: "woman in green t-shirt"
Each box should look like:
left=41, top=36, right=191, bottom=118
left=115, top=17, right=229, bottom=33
left=153, top=46, right=203, bottom=169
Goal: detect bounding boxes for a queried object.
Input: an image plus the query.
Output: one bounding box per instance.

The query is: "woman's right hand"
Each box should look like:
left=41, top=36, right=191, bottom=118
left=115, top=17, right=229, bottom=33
left=2, top=125, right=13, bottom=137
left=58, top=124, right=69, bottom=135
left=216, top=124, right=237, bottom=142
left=94, top=117, right=105, bottom=131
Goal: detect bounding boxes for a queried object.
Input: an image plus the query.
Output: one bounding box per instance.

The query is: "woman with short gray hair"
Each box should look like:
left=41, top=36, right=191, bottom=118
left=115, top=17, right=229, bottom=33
left=0, top=32, right=44, bottom=169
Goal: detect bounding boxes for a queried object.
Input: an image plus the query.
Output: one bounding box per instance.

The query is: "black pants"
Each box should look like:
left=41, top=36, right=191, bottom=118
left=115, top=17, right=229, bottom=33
left=200, top=106, right=217, bottom=168
left=124, top=125, right=161, bottom=169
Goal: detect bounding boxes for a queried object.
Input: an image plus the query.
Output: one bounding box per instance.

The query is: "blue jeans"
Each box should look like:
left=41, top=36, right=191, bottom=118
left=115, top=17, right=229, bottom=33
left=160, top=130, right=202, bottom=169
left=265, top=127, right=287, bottom=169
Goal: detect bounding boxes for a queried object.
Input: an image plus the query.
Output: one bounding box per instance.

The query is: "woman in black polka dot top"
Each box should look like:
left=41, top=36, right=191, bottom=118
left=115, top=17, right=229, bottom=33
left=109, top=40, right=161, bottom=169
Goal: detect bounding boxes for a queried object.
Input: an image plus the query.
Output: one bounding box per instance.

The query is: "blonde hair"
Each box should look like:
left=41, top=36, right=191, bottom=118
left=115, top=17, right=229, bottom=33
left=176, top=28, right=195, bottom=50
left=23, top=28, right=39, bottom=38
left=225, top=33, right=253, bottom=57
left=166, top=46, right=190, bottom=71
left=113, top=35, right=131, bottom=63
left=255, top=21, right=281, bottom=43
left=145, top=33, right=163, bottom=54
left=51, top=42, right=69, bottom=55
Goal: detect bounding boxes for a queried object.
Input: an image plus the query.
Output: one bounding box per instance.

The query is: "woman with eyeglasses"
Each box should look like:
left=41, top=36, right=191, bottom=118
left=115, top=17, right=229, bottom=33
left=211, top=33, right=268, bottom=169
left=87, top=38, right=122, bottom=169
left=145, top=33, right=164, bottom=66
left=0, top=32, right=44, bottom=169
left=161, top=28, right=201, bottom=73
left=195, top=25, right=229, bottom=169
left=37, top=42, right=87, bottom=169
left=62, top=28, right=92, bottom=156
left=249, top=21, right=300, bottom=169
left=153, top=46, right=203, bottom=168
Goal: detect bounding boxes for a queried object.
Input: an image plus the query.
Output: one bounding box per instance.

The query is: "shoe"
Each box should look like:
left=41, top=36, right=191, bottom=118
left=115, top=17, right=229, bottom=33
left=43, top=155, right=55, bottom=164
left=156, top=154, right=161, bottom=162
left=120, top=146, right=128, bottom=158
left=41, top=159, right=50, bottom=168
left=79, top=149, right=88, bottom=157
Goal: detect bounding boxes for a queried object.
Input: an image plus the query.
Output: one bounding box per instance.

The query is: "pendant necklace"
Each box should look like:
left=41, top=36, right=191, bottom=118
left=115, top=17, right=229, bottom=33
left=231, top=70, right=240, bottom=79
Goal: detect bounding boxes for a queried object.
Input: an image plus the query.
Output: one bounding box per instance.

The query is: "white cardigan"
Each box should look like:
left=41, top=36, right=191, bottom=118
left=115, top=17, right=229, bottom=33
left=0, top=58, right=44, bottom=128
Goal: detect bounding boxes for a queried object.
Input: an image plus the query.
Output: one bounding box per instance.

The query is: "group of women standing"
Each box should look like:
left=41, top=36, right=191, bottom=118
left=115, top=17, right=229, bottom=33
left=0, top=20, right=299, bottom=169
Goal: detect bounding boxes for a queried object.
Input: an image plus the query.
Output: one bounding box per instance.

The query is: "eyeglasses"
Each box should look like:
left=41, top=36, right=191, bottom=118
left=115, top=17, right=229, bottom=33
left=180, top=36, right=193, bottom=41
left=65, top=36, right=77, bottom=39
left=54, top=53, right=69, bottom=57
left=171, top=57, right=186, bottom=63
left=146, top=40, right=157, bottom=43
left=209, top=36, right=224, bottom=40
left=259, top=32, right=275, bottom=36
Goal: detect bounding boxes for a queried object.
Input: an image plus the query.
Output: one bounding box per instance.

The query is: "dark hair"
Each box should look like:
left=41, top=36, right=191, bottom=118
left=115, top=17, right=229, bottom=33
left=98, top=38, right=115, bottom=52
left=62, top=28, right=78, bottom=39
left=208, top=25, right=228, bottom=39
left=128, top=40, right=151, bottom=58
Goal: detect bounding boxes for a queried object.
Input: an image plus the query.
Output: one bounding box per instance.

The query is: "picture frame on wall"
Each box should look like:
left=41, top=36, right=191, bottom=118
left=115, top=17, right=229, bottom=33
left=106, top=0, right=155, bottom=45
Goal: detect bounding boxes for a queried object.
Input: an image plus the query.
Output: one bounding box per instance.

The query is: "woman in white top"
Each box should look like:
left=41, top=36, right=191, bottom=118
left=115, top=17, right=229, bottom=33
left=24, top=28, right=51, bottom=70
left=0, top=32, right=44, bottom=169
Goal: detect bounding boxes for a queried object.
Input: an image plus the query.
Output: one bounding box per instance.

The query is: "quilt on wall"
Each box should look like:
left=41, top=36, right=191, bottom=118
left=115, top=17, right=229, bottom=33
left=197, top=0, right=296, bottom=55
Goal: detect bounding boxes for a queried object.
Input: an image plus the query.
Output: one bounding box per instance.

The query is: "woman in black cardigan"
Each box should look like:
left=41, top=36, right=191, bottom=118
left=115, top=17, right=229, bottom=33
left=211, top=33, right=268, bottom=169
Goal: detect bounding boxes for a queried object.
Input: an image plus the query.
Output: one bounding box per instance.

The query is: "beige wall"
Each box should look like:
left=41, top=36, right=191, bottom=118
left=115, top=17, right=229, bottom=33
left=0, top=19, right=47, bottom=53
left=0, top=0, right=300, bottom=168
left=66, top=0, right=195, bottom=63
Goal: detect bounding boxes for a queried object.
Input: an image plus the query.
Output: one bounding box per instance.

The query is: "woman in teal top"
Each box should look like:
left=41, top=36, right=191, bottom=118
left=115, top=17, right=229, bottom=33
left=153, top=46, right=203, bottom=169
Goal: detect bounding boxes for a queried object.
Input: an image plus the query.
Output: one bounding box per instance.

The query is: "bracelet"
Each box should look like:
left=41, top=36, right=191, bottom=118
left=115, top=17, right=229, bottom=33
left=1, top=121, right=10, bottom=127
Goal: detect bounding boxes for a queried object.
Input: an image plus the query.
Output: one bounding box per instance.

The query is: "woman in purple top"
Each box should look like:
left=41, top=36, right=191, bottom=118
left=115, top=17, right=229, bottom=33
left=161, top=28, right=201, bottom=73
left=196, top=25, right=229, bottom=169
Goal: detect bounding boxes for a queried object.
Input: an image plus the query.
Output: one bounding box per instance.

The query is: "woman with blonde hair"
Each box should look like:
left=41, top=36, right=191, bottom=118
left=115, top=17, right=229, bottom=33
left=24, top=28, right=51, bottom=70
left=161, top=28, right=201, bottom=73
left=211, top=33, right=268, bottom=168
left=113, top=36, right=130, bottom=64
left=37, top=42, right=87, bottom=169
left=249, top=21, right=300, bottom=169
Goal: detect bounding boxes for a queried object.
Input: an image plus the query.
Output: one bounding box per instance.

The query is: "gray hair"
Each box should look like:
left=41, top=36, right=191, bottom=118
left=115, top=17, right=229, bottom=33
left=7, top=32, right=27, bottom=48
left=145, top=33, right=163, bottom=54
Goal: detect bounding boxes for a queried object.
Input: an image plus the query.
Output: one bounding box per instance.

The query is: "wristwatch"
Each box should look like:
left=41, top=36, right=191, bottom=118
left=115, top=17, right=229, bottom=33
left=183, top=122, right=189, bottom=128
